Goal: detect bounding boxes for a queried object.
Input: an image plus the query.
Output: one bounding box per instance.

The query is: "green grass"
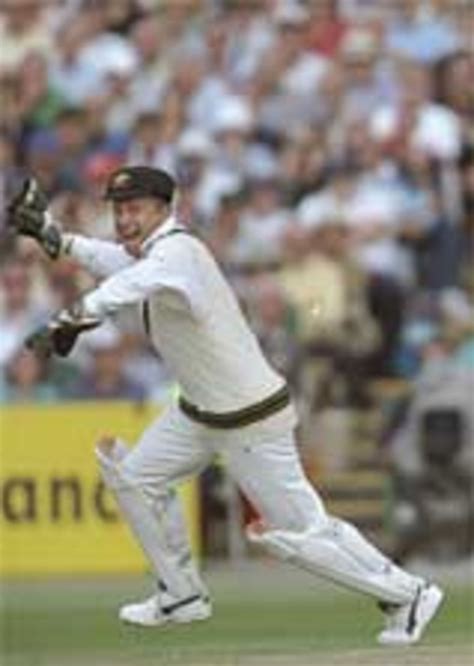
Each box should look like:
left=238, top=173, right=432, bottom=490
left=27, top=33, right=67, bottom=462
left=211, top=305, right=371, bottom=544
left=1, top=564, right=473, bottom=666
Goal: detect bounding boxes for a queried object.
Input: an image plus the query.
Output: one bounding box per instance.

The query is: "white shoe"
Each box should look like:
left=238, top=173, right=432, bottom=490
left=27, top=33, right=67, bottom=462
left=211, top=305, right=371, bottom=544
left=119, top=592, right=212, bottom=627
left=377, top=583, right=444, bottom=646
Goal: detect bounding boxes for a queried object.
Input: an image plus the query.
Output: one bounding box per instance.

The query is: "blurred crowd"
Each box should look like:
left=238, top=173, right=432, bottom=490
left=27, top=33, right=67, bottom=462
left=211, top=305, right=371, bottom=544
left=0, top=0, right=473, bottom=420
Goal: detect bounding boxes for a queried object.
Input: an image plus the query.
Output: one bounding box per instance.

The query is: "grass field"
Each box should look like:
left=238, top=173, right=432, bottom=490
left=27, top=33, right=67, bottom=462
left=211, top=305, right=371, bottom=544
left=1, top=561, right=473, bottom=666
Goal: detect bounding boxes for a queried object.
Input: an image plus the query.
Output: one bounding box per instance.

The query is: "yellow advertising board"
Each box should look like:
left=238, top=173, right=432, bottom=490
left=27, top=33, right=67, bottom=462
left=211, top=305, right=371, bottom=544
left=0, top=403, right=199, bottom=576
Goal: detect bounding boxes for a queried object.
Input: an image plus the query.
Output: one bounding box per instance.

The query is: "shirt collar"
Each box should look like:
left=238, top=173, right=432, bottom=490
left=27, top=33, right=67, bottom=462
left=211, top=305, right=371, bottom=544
left=141, top=214, right=178, bottom=255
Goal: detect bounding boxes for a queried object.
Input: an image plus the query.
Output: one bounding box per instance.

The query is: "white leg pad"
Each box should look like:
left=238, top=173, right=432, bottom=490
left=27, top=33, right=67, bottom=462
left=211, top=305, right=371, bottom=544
left=248, top=517, right=422, bottom=605
left=96, top=440, right=197, bottom=600
left=151, top=489, right=209, bottom=599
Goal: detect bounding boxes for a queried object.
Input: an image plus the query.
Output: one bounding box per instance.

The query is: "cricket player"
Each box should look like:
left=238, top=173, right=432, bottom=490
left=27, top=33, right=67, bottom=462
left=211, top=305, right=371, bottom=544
left=7, top=167, right=443, bottom=646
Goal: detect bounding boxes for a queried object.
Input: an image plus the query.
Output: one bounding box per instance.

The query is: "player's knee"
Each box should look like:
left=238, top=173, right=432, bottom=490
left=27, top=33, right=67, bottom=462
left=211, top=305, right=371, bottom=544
left=119, top=456, right=146, bottom=489
left=95, top=437, right=137, bottom=489
left=120, top=451, right=171, bottom=504
left=96, top=436, right=129, bottom=462
left=95, top=437, right=146, bottom=482
left=255, top=496, right=329, bottom=535
left=246, top=512, right=332, bottom=560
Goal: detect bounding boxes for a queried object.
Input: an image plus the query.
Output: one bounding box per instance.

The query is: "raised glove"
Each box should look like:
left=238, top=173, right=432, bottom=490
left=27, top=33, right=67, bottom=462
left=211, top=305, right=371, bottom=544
left=7, top=178, right=63, bottom=259
left=26, top=303, right=101, bottom=358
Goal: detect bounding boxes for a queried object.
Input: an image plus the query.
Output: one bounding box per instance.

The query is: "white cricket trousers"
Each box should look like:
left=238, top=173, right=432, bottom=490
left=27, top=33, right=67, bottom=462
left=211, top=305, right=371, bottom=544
left=110, top=403, right=422, bottom=605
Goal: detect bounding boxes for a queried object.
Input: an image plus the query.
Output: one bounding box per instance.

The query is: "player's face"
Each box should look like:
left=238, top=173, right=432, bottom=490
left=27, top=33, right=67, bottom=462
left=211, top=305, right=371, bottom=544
left=112, top=197, right=168, bottom=255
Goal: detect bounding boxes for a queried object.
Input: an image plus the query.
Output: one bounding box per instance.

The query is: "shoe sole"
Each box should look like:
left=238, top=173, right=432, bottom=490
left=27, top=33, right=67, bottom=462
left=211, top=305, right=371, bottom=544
left=120, top=614, right=210, bottom=628
left=119, top=607, right=212, bottom=628
left=378, top=585, right=444, bottom=647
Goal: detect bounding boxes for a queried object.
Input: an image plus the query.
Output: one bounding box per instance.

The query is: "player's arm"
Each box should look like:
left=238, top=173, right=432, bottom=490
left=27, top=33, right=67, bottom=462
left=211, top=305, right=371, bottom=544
left=7, top=177, right=133, bottom=277
left=63, top=234, right=134, bottom=277
left=26, top=241, right=206, bottom=358
left=81, top=243, right=205, bottom=320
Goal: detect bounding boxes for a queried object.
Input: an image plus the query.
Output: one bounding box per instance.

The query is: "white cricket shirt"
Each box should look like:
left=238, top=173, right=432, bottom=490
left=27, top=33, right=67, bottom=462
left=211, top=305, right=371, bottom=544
left=70, top=217, right=284, bottom=412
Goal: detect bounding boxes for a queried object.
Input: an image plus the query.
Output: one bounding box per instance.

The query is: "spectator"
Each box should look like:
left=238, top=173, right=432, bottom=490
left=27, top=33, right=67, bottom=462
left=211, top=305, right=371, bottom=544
left=205, top=189, right=248, bottom=272
left=0, top=348, right=59, bottom=403
left=53, top=107, right=94, bottom=191
left=119, top=329, right=174, bottom=404
left=434, top=50, right=473, bottom=122
left=0, top=73, right=20, bottom=133
left=370, top=60, right=462, bottom=163
left=211, top=96, right=255, bottom=177
left=128, top=14, right=170, bottom=113
left=278, top=128, right=329, bottom=204
left=0, top=0, right=53, bottom=75
left=232, top=167, right=291, bottom=268
left=459, top=147, right=474, bottom=288
left=271, top=3, right=330, bottom=99
left=307, top=0, right=348, bottom=59
left=16, top=52, right=66, bottom=132
left=383, top=322, right=474, bottom=561
left=0, top=256, right=49, bottom=367
left=171, top=46, right=230, bottom=133
left=0, top=130, right=24, bottom=232
left=252, top=5, right=330, bottom=137
left=101, top=0, right=144, bottom=35
left=277, top=211, right=379, bottom=400
left=46, top=261, right=83, bottom=311
left=77, top=4, right=138, bottom=86
left=385, top=0, right=461, bottom=65
left=247, top=274, right=300, bottom=388
left=126, top=112, right=165, bottom=168
left=338, top=27, right=393, bottom=123
left=49, top=19, right=104, bottom=105
left=23, top=129, right=63, bottom=197
left=70, top=323, right=147, bottom=401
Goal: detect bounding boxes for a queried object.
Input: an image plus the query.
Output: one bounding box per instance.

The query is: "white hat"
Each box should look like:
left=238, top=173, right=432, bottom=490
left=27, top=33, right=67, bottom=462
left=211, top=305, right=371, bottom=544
left=440, top=288, right=474, bottom=326
left=245, top=147, right=280, bottom=181
left=176, top=128, right=215, bottom=159
left=274, top=1, right=309, bottom=26
left=341, top=29, right=378, bottom=60
left=87, top=38, right=139, bottom=78
left=297, top=194, right=346, bottom=231
left=211, top=97, right=254, bottom=135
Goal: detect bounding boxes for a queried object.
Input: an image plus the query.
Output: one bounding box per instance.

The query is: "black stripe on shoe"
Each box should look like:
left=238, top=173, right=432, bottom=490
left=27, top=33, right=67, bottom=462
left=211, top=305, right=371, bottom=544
left=160, top=594, right=202, bottom=616
left=407, top=585, right=424, bottom=635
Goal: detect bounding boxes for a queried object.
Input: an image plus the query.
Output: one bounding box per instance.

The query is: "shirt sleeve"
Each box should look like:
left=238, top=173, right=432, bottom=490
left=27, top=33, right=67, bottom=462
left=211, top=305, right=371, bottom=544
left=81, top=239, right=206, bottom=319
left=64, top=234, right=134, bottom=278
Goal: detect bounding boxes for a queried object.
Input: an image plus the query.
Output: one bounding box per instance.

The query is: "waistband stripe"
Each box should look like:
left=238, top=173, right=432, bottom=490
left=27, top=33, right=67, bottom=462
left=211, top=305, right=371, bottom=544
left=178, top=385, right=290, bottom=429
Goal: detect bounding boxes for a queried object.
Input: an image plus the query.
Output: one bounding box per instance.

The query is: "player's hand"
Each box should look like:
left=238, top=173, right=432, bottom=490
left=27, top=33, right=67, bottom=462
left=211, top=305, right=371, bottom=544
left=26, top=303, right=101, bottom=358
left=7, top=178, right=63, bottom=259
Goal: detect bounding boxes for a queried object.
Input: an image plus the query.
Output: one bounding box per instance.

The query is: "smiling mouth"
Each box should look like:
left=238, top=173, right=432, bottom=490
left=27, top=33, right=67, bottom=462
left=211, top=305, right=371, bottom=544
left=118, top=227, right=141, bottom=243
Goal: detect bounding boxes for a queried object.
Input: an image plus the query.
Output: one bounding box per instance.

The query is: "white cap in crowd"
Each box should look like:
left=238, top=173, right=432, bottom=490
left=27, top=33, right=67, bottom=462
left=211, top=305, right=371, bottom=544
left=176, top=128, right=215, bottom=160
left=211, top=96, right=254, bottom=135
left=273, top=1, right=309, bottom=27
left=340, top=28, right=378, bottom=60
left=244, top=147, right=281, bottom=182
left=82, top=37, right=139, bottom=80
left=440, top=288, right=474, bottom=326
left=297, top=196, right=347, bottom=231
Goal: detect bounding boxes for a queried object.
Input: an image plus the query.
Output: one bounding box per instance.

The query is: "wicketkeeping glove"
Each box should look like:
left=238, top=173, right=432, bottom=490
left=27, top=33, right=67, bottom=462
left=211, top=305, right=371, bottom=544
left=26, top=303, right=101, bottom=358
left=7, top=178, right=63, bottom=259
